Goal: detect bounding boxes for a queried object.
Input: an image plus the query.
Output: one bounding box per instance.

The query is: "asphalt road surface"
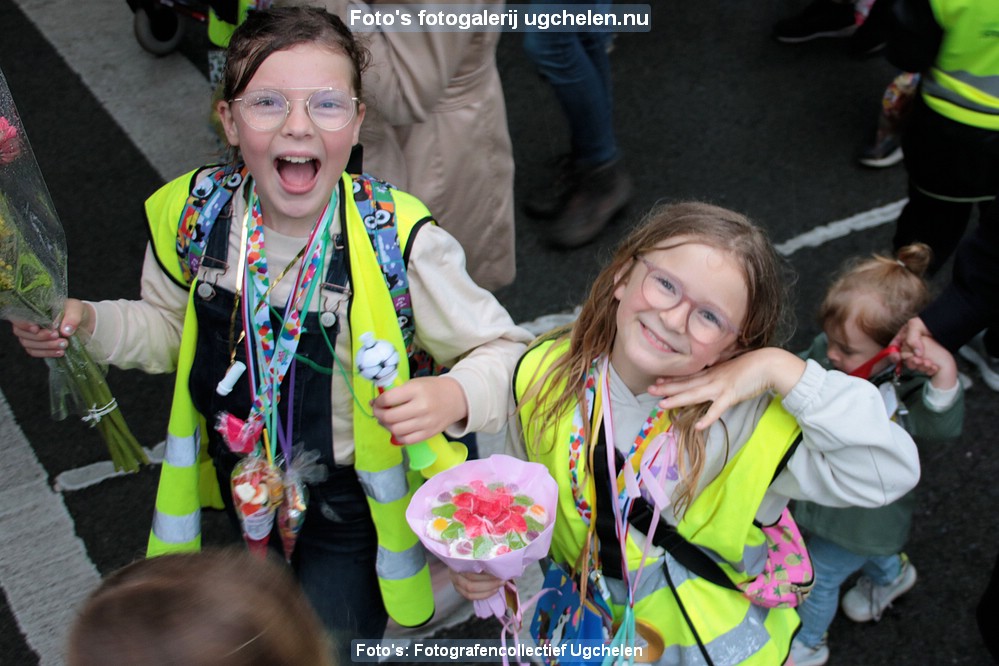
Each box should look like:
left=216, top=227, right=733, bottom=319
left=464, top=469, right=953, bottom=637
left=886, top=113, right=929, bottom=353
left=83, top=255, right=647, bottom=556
left=1, top=1, right=997, bottom=664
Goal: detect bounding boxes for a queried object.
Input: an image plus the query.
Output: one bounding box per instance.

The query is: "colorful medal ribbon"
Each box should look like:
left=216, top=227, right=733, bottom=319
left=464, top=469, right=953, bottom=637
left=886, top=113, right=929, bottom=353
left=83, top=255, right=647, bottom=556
left=240, top=185, right=335, bottom=459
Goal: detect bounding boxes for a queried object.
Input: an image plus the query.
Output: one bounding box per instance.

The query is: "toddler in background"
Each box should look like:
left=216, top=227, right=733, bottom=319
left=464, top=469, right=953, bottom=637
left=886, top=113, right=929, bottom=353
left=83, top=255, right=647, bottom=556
left=791, top=242, right=964, bottom=666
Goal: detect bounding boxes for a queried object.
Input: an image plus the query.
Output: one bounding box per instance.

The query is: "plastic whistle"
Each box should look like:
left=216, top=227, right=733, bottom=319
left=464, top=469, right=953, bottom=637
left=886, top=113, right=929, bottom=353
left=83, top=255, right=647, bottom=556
left=216, top=361, right=247, bottom=396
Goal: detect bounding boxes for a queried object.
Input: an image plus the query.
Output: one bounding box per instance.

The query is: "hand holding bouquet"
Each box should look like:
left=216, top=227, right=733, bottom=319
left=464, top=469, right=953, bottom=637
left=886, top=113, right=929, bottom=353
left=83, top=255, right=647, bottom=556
left=0, top=68, right=146, bottom=472
left=406, top=455, right=558, bottom=620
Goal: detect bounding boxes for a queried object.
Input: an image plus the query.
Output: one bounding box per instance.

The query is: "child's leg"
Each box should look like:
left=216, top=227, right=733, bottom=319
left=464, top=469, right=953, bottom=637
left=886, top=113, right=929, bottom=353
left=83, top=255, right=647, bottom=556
left=842, top=552, right=917, bottom=622
left=859, top=552, right=903, bottom=585
left=796, top=534, right=868, bottom=647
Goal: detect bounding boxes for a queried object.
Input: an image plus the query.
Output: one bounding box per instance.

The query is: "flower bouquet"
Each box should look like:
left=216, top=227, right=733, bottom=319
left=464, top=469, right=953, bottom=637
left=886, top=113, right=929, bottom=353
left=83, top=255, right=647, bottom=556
left=406, top=454, right=558, bottom=621
left=0, top=68, right=146, bottom=472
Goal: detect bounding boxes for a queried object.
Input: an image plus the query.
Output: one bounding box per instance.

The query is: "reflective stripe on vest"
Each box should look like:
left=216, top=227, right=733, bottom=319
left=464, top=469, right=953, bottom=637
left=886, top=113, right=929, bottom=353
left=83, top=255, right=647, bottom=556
left=514, top=340, right=800, bottom=665
left=151, top=505, right=201, bottom=547
left=148, top=431, right=202, bottom=550
left=659, top=601, right=771, bottom=666
left=164, top=432, right=198, bottom=468
left=378, top=541, right=428, bottom=580
left=357, top=465, right=411, bottom=505
left=922, top=0, right=999, bottom=129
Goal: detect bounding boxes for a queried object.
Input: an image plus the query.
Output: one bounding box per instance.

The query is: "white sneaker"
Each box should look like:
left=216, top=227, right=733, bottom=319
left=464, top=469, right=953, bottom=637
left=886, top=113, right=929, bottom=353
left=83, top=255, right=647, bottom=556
left=790, top=636, right=829, bottom=666
left=959, top=331, right=999, bottom=392
left=841, top=554, right=917, bottom=622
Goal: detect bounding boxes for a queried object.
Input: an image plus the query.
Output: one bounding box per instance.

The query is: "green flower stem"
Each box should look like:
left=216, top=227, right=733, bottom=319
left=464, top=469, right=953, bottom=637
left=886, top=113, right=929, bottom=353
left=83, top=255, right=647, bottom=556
left=55, top=336, right=148, bottom=473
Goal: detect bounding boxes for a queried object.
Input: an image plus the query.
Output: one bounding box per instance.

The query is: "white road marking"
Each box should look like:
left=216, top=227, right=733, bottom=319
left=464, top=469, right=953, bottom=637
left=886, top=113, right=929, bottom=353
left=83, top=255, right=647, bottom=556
left=15, top=0, right=216, bottom=182
left=775, top=199, right=906, bottom=256
left=0, top=392, right=100, bottom=666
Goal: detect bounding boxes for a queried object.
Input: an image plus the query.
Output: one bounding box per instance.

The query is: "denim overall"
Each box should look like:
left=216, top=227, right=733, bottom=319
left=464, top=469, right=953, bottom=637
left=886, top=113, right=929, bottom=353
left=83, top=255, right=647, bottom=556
left=187, top=206, right=389, bottom=655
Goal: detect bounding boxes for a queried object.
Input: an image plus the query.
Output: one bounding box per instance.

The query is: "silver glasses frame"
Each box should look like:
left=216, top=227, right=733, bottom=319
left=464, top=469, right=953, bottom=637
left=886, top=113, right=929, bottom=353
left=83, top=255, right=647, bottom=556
left=636, top=256, right=742, bottom=342
left=231, top=87, right=360, bottom=132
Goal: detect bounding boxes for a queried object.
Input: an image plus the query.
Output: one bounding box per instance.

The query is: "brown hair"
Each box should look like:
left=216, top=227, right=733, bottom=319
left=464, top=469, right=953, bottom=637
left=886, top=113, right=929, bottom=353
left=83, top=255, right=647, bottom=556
left=222, top=6, right=371, bottom=102
left=66, top=549, right=335, bottom=666
left=818, top=243, right=933, bottom=348
left=520, top=201, right=792, bottom=515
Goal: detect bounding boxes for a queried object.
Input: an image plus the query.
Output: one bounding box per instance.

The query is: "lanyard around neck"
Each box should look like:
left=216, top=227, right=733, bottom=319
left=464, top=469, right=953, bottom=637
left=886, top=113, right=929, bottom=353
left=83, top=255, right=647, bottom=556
left=848, top=344, right=901, bottom=380
left=594, top=357, right=669, bottom=604
left=240, top=186, right=337, bottom=459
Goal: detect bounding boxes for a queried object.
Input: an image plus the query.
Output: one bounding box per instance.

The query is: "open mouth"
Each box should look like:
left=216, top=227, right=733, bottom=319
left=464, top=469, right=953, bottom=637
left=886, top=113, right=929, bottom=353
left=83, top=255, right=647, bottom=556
left=275, top=155, right=320, bottom=193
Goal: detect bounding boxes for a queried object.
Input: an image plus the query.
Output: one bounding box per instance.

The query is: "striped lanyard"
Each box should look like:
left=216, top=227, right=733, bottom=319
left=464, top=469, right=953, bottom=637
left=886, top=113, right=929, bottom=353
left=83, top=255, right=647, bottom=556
left=241, top=187, right=335, bottom=457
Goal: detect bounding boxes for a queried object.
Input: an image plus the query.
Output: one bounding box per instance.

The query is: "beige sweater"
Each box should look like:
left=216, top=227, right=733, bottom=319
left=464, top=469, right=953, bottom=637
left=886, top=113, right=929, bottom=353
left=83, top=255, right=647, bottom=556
left=85, top=190, right=532, bottom=465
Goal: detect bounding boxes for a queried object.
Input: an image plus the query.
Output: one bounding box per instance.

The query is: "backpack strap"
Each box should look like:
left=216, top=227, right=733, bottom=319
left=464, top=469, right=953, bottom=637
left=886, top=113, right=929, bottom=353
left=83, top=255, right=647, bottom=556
left=591, top=427, right=740, bottom=591
left=593, top=421, right=804, bottom=587
left=351, top=173, right=439, bottom=376
left=176, top=164, right=248, bottom=285
left=351, top=174, right=414, bottom=347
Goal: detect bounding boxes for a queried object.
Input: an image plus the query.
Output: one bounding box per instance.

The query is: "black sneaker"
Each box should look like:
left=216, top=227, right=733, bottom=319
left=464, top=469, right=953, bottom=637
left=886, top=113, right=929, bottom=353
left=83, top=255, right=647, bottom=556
left=849, top=20, right=887, bottom=58
left=773, top=0, right=857, bottom=43
left=859, top=132, right=903, bottom=168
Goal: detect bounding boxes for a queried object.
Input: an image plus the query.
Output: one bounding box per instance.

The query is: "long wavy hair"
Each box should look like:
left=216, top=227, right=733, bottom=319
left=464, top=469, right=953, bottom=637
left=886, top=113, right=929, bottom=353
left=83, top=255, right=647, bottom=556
left=520, top=201, right=793, bottom=515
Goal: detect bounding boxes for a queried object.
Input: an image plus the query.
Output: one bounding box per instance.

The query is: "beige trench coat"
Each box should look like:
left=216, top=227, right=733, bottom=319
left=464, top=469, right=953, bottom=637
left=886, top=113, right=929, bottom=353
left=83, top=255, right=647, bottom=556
left=314, top=0, right=517, bottom=292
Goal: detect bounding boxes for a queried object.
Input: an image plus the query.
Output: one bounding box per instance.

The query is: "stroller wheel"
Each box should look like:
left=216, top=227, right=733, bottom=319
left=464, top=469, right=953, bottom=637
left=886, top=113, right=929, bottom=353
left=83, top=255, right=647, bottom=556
left=133, top=5, right=186, bottom=56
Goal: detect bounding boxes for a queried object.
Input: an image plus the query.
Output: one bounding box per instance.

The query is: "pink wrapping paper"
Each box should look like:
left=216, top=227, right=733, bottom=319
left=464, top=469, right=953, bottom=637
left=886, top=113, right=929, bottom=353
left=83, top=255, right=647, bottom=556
left=406, top=454, right=557, bottom=619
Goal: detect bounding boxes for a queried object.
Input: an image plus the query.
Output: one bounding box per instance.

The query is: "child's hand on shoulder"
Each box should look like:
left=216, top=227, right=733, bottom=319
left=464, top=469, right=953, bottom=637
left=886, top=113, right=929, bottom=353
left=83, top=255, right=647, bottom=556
left=371, top=376, right=468, bottom=444
left=905, top=334, right=959, bottom=390
left=649, top=348, right=807, bottom=430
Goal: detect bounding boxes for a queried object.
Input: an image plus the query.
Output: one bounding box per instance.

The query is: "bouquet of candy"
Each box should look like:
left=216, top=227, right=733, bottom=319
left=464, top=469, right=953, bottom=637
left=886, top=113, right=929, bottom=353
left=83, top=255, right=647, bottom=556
left=406, top=454, right=557, bottom=620
left=0, top=68, right=146, bottom=472
left=425, top=480, right=550, bottom=561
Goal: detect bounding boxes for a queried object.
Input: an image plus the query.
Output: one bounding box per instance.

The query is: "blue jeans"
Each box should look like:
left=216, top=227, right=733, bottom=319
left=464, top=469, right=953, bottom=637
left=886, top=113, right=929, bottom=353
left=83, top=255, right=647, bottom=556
left=523, top=0, right=617, bottom=166
left=796, top=533, right=903, bottom=647
left=295, top=467, right=388, bottom=663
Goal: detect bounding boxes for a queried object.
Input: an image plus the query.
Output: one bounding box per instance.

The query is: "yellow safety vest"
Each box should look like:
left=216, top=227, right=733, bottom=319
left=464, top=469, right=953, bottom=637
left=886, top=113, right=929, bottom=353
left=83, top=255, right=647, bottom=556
left=514, top=340, right=801, bottom=665
left=207, top=0, right=253, bottom=49
left=922, top=0, right=999, bottom=130
left=144, top=167, right=455, bottom=626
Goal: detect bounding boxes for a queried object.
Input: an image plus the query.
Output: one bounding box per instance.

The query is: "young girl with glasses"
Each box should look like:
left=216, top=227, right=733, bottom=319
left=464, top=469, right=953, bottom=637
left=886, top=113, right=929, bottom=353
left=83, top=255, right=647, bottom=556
left=789, top=243, right=963, bottom=666
left=451, top=202, right=920, bottom=665
left=11, top=6, right=531, bottom=661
